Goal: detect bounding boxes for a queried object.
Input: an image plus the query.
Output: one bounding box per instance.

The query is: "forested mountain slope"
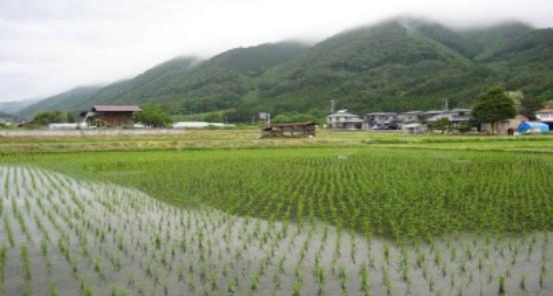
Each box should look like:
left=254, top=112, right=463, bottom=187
left=20, top=18, right=553, bottom=121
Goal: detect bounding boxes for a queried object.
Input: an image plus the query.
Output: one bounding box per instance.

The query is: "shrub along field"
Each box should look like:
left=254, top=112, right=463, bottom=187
left=0, top=135, right=552, bottom=295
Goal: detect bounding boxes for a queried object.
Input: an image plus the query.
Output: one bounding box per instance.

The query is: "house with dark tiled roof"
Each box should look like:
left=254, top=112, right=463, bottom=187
left=82, top=105, right=142, bottom=128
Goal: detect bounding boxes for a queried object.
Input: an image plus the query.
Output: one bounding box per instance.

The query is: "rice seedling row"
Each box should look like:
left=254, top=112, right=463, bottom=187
left=0, top=163, right=551, bottom=295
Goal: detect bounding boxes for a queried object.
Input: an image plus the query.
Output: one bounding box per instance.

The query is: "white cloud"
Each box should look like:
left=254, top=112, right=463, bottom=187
left=0, top=0, right=552, bottom=101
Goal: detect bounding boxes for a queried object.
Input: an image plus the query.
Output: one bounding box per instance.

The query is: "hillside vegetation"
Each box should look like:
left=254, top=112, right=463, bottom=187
left=19, top=18, right=553, bottom=121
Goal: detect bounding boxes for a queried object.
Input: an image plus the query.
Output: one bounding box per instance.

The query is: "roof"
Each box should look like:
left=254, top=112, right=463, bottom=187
left=366, top=112, right=398, bottom=116
left=328, top=109, right=359, bottom=117
left=520, top=121, right=549, bottom=127
left=427, top=113, right=471, bottom=122
left=514, top=114, right=529, bottom=119
left=425, top=110, right=445, bottom=115
left=536, top=109, right=553, bottom=113
left=401, top=111, right=424, bottom=115
left=92, top=105, right=142, bottom=112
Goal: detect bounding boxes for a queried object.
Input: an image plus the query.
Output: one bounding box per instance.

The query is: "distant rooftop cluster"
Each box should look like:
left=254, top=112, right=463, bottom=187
left=327, top=107, right=553, bottom=134
left=327, top=108, right=471, bottom=132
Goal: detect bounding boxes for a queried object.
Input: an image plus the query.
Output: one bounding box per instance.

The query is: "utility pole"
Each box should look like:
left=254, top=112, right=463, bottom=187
left=330, top=100, right=336, bottom=114
left=444, top=98, right=449, bottom=111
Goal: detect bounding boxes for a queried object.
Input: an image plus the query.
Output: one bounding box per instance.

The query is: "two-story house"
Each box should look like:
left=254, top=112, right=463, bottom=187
left=327, top=109, right=364, bottom=130
left=397, top=111, right=424, bottom=128
left=426, top=108, right=471, bottom=128
left=364, top=112, right=398, bottom=130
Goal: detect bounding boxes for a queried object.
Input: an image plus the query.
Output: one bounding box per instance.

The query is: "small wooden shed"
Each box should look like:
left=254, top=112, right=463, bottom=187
left=261, top=122, right=317, bottom=138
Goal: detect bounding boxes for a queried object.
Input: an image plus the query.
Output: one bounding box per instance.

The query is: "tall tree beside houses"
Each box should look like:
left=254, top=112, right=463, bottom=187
left=133, top=103, right=172, bottom=127
left=471, top=86, right=517, bottom=134
left=508, top=90, right=551, bottom=120
left=520, top=96, right=545, bottom=119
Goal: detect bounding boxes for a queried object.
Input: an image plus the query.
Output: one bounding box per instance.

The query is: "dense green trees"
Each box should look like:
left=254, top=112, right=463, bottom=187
left=471, top=86, right=517, bottom=134
left=31, top=111, right=66, bottom=125
left=66, top=112, right=75, bottom=123
left=520, top=96, right=545, bottom=119
left=539, top=90, right=553, bottom=108
left=133, top=104, right=172, bottom=127
left=272, top=113, right=319, bottom=123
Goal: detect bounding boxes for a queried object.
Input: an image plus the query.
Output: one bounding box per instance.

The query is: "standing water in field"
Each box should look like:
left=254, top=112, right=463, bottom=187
left=0, top=165, right=551, bottom=295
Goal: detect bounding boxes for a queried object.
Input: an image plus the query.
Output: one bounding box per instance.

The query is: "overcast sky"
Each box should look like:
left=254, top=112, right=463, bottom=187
left=1, top=0, right=552, bottom=102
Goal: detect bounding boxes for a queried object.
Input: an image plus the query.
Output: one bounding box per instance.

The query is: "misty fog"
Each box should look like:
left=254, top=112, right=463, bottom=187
left=1, top=0, right=552, bottom=101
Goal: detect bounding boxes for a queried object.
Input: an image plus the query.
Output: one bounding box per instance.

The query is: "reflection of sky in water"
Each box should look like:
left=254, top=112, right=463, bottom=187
left=0, top=165, right=551, bottom=296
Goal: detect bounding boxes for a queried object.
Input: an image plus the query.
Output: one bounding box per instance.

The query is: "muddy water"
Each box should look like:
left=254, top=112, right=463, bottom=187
left=0, top=165, right=551, bottom=295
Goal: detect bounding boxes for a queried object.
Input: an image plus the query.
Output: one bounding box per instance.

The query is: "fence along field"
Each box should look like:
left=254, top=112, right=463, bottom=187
left=0, top=147, right=552, bottom=295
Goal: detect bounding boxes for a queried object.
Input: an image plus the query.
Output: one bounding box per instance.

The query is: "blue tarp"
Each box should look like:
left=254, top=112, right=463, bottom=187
left=517, top=121, right=550, bottom=133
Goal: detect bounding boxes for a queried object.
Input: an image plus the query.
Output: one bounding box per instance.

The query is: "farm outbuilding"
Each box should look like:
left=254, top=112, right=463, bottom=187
left=82, top=105, right=142, bottom=128
left=517, top=121, right=549, bottom=133
left=262, top=122, right=317, bottom=138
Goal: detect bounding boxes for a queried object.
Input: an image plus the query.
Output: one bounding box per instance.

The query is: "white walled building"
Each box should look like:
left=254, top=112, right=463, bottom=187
left=327, top=110, right=364, bottom=130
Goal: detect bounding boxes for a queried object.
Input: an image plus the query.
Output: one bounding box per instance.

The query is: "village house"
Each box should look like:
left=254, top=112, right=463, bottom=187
left=397, top=111, right=424, bottom=128
left=364, top=112, right=398, bottom=130
left=424, top=110, right=445, bottom=119
left=536, top=109, right=553, bottom=129
left=327, top=109, right=364, bottom=130
left=82, top=105, right=141, bottom=128
left=361, top=109, right=472, bottom=131
left=426, top=108, right=472, bottom=128
left=481, top=114, right=529, bottom=135
left=328, top=105, right=483, bottom=133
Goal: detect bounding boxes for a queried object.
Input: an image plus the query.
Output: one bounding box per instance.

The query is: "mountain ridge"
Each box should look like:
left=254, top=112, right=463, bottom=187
left=18, top=17, right=553, bottom=121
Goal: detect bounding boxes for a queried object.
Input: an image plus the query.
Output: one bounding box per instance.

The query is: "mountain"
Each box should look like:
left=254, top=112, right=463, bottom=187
left=18, top=57, right=202, bottom=118
left=18, top=86, right=103, bottom=118
left=247, top=19, right=546, bottom=115
left=0, top=111, right=17, bottom=121
left=0, top=98, right=41, bottom=114
left=19, top=42, right=310, bottom=118
left=20, top=18, right=553, bottom=121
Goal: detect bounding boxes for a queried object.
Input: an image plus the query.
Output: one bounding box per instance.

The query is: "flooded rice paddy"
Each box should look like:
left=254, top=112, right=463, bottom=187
left=0, top=165, right=551, bottom=295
